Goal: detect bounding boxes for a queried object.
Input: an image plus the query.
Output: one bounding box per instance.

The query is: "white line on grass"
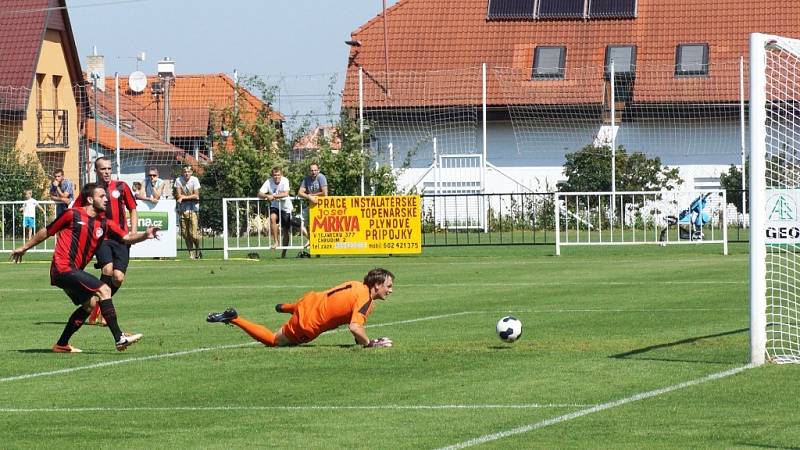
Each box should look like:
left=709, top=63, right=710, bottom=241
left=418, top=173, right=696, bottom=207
left=0, top=311, right=475, bottom=384
left=0, top=403, right=594, bottom=413
left=0, top=280, right=747, bottom=292
left=436, top=364, right=753, bottom=450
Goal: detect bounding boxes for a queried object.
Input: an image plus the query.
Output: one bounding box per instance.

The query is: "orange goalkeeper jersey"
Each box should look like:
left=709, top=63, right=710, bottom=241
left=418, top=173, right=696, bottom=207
left=296, top=281, right=374, bottom=337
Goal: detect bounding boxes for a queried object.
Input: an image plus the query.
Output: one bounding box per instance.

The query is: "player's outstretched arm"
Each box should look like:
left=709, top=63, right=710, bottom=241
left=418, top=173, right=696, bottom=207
left=121, top=227, right=160, bottom=245
left=10, top=228, right=49, bottom=263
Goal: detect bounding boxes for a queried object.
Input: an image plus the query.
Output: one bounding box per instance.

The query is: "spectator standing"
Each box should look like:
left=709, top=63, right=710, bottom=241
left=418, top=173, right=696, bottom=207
left=257, top=166, right=293, bottom=250
left=49, top=169, right=74, bottom=218
left=297, top=162, right=327, bottom=256
left=142, top=167, right=164, bottom=203
left=175, top=165, right=202, bottom=259
left=20, top=189, right=45, bottom=240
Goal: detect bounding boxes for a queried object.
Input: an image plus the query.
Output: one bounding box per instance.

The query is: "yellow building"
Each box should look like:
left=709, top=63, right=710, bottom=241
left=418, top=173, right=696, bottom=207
left=0, top=0, right=84, bottom=187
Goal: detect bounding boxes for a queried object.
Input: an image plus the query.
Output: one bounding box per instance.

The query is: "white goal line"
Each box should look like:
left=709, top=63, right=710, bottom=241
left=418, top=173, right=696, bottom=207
left=0, top=403, right=594, bottom=413
left=0, top=280, right=746, bottom=293
left=437, top=364, right=753, bottom=450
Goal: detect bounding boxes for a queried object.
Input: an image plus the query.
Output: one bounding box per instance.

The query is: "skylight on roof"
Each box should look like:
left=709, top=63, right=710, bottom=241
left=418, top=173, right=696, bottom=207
left=532, top=46, right=566, bottom=79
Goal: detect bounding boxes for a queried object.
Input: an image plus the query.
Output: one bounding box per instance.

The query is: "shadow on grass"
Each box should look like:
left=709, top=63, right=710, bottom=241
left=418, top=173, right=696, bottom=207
left=610, top=327, right=749, bottom=364
left=32, top=321, right=66, bottom=326
left=16, top=348, right=103, bottom=354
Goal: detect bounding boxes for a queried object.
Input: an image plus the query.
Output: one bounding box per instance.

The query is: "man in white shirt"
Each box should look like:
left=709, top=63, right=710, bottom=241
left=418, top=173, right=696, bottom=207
left=258, top=166, right=293, bottom=249
left=174, top=165, right=201, bottom=259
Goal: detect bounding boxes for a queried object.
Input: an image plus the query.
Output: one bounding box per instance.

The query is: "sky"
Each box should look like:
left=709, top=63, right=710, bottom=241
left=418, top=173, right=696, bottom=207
left=68, top=0, right=399, bottom=122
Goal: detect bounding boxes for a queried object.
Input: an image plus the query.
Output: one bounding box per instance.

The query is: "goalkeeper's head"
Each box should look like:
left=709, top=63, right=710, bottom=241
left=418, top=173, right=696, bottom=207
left=365, top=268, right=395, bottom=300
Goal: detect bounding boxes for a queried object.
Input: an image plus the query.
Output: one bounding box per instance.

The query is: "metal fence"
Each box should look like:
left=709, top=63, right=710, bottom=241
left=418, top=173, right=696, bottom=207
left=1, top=190, right=750, bottom=255
left=189, top=190, right=751, bottom=252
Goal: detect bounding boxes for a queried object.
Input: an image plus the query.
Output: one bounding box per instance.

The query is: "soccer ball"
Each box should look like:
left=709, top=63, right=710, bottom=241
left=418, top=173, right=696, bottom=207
left=496, top=316, right=522, bottom=343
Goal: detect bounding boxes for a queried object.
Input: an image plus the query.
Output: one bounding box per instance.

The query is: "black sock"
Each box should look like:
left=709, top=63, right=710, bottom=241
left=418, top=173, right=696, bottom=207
left=99, top=299, right=123, bottom=342
left=56, top=307, right=91, bottom=346
left=100, top=274, right=121, bottom=297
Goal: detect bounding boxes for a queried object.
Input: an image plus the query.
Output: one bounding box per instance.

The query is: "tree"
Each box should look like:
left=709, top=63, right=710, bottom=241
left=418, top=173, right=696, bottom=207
left=558, top=144, right=682, bottom=192
left=287, top=110, right=397, bottom=196
left=719, top=159, right=748, bottom=212
left=198, top=88, right=288, bottom=233
left=0, top=145, right=46, bottom=201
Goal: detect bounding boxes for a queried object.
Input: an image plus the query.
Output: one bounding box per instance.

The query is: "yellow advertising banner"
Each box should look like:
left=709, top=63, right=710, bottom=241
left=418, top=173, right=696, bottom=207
left=309, top=195, right=421, bottom=254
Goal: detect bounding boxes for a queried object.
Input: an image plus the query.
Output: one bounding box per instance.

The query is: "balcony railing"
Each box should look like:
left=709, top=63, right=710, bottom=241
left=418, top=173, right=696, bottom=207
left=37, top=109, right=68, bottom=147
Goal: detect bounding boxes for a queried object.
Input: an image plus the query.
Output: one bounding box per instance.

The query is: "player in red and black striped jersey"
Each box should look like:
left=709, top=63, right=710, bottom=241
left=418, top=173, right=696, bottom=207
left=11, top=182, right=159, bottom=353
left=74, top=157, right=138, bottom=325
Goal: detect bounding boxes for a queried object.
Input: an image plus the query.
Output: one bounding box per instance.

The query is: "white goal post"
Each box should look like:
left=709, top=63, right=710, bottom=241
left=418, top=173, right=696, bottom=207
left=749, top=33, right=800, bottom=365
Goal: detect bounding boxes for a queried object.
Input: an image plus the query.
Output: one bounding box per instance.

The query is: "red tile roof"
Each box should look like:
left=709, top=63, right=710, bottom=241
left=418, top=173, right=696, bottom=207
left=292, top=125, right=342, bottom=151
left=85, top=120, right=155, bottom=151
left=0, top=0, right=83, bottom=110
left=109, top=73, right=283, bottom=138
left=342, top=0, right=800, bottom=107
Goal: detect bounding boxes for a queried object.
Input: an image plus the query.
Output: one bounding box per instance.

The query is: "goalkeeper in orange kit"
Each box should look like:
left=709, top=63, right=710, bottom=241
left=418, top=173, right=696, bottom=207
left=206, top=268, right=395, bottom=348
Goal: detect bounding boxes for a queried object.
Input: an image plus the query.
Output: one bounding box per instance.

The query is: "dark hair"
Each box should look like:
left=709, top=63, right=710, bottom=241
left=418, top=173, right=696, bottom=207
left=80, top=182, right=100, bottom=203
left=364, top=268, right=395, bottom=289
left=94, top=156, right=111, bottom=169
left=271, top=166, right=282, bottom=174
left=53, top=169, right=64, bottom=176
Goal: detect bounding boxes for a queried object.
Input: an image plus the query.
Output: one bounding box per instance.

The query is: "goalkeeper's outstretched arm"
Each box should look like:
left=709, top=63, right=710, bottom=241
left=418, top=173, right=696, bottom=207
left=349, top=322, right=370, bottom=346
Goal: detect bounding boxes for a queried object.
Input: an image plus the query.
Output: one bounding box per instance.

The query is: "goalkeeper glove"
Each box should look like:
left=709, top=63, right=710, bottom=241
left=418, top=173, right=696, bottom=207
left=365, top=337, right=393, bottom=348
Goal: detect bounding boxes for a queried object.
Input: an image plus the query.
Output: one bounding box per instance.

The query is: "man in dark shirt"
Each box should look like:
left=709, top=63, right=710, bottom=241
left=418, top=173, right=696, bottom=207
left=11, top=182, right=159, bottom=353
left=75, top=157, right=138, bottom=325
left=48, top=169, right=74, bottom=217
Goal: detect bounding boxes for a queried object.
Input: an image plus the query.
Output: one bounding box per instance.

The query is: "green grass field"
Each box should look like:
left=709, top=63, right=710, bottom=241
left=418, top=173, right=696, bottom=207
left=1, top=244, right=797, bottom=449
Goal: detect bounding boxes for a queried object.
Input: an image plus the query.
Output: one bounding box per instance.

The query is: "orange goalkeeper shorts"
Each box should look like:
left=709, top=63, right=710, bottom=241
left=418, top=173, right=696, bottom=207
left=280, top=314, right=316, bottom=344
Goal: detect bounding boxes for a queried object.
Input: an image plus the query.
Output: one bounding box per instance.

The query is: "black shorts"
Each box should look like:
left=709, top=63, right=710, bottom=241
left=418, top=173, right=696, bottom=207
left=270, top=207, right=292, bottom=227
left=95, top=239, right=131, bottom=273
left=52, top=270, right=105, bottom=305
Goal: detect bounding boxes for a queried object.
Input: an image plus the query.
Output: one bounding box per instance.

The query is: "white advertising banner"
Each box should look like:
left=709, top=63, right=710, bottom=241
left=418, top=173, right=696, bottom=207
left=130, top=199, right=177, bottom=258
left=765, top=189, right=800, bottom=244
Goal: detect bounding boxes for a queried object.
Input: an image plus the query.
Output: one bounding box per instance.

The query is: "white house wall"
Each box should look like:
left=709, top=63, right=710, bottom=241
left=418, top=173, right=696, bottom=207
left=374, top=119, right=744, bottom=194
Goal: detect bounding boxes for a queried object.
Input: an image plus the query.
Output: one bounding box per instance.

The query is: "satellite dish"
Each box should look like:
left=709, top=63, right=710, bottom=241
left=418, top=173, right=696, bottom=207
left=128, top=71, right=147, bottom=93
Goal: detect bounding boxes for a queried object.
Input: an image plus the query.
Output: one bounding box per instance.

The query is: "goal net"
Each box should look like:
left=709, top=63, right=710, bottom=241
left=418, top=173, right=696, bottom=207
left=750, top=33, right=800, bottom=365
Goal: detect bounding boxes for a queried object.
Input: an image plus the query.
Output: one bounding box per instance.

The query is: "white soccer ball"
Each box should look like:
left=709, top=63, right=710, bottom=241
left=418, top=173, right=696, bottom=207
left=496, top=316, right=522, bottom=343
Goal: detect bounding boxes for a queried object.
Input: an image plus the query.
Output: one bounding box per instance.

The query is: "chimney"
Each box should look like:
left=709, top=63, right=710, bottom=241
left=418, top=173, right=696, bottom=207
left=86, top=46, right=105, bottom=91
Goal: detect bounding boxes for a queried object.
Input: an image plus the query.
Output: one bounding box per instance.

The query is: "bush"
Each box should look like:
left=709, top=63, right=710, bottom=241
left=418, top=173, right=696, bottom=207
left=559, top=144, right=682, bottom=192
